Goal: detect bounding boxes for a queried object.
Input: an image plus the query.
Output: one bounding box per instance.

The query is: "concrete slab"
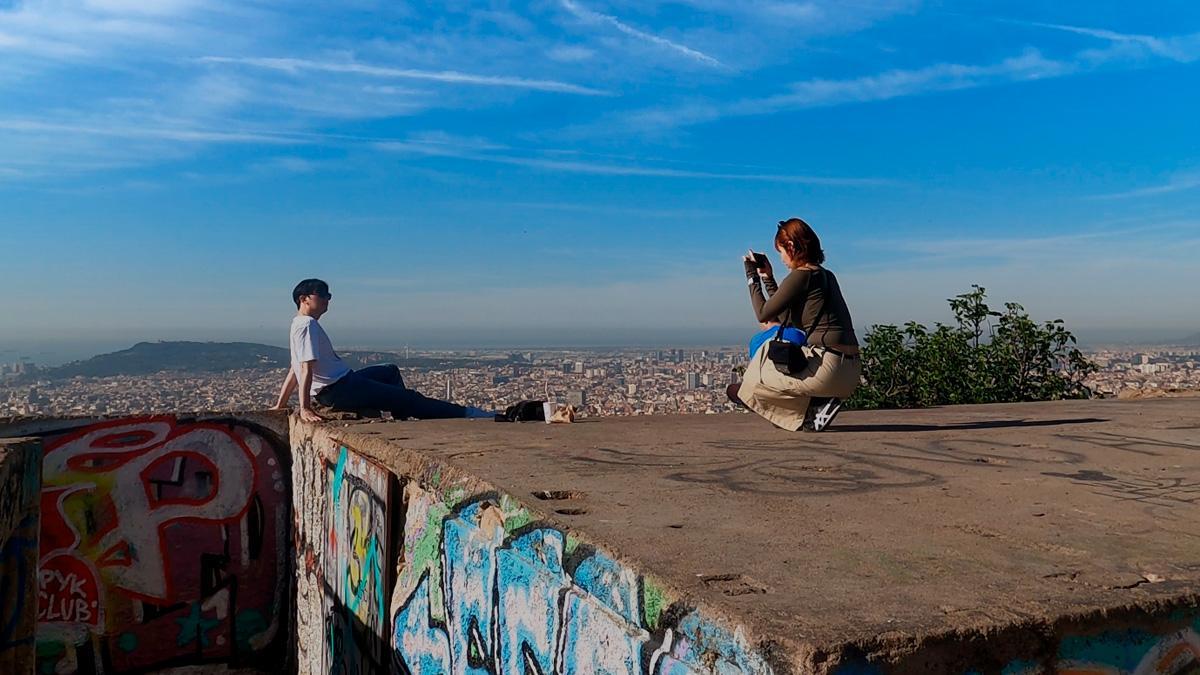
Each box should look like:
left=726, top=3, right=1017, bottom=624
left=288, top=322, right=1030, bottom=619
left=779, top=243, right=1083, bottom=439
left=323, top=399, right=1200, bottom=672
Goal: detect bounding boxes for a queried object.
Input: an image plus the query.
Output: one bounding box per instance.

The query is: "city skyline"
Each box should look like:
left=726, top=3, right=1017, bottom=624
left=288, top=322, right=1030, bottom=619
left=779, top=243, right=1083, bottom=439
left=4, top=344, right=1197, bottom=418
left=2, top=1, right=1199, bottom=351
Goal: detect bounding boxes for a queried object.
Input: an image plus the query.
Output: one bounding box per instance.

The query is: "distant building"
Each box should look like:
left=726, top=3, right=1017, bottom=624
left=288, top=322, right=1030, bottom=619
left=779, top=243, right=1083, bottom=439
left=573, top=361, right=585, bottom=374
left=567, top=389, right=586, bottom=408
left=686, top=373, right=700, bottom=390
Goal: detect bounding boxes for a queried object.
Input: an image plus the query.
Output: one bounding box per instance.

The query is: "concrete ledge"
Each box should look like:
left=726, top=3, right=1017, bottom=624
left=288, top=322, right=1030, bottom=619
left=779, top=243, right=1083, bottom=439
left=299, top=398, right=1200, bottom=673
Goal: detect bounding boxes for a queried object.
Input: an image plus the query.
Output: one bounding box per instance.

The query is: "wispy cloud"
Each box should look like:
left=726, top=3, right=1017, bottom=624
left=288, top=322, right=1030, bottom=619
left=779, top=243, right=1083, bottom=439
left=376, top=134, right=892, bottom=185
left=198, top=55, right=611, bottom=96
left=484, top=155, right=888, bottom=184
left=1090, top=171, right=1200, bottom=200
left=559, top=0, right=723, bottom=68
left=744, top=48, right=1072, bottom=111
left=584, top=48, right=1074, bottom=135
left=858, top=221, right=1200, bottom=262
left=1026, top=22, right=1200, bottom=63
left=0, top=118, right=300, bottom=144
left=581, top=19, right=1200, bottom=138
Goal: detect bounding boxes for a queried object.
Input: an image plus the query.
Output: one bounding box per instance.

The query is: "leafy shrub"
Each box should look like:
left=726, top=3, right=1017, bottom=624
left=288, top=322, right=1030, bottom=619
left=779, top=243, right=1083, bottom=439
left=847, top=286, right=1097, bottom=409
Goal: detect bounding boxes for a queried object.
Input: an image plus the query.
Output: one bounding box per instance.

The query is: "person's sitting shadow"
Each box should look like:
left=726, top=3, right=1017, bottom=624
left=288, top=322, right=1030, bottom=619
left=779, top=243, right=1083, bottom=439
left=830, top=417, right=1108, bottom=432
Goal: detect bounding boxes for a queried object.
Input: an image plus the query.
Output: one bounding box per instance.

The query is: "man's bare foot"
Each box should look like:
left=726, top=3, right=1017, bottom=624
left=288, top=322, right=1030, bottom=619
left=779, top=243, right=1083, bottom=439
left=299, top=407, right=324, bottom=423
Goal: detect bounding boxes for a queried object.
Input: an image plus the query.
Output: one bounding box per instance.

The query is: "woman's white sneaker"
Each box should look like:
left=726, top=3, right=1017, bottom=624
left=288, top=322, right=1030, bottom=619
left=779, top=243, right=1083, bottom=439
left=811, top=398, right=843, bottom=432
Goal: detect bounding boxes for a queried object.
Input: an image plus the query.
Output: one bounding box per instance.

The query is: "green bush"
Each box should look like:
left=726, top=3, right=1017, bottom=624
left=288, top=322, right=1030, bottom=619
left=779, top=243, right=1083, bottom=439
left=847, top=286, right=1097, bottom=409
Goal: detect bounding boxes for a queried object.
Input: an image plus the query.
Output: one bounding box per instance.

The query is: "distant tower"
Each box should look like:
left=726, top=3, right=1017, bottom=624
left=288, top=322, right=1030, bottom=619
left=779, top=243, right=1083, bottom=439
left=445, top=375, right=452, bottom=400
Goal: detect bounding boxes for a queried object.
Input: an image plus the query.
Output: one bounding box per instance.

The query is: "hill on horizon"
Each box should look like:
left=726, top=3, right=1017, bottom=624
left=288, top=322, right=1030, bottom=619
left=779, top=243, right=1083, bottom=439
left=1175, top=332, right=1200, bottom=346
left=28, top=340, right=512, bottom=380
left=38, top=341, right=290, bottom=379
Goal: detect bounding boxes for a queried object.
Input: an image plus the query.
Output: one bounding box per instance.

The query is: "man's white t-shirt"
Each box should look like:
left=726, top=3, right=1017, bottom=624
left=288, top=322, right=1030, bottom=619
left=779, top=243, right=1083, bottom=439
left=290, top=315, right=352, bottom=397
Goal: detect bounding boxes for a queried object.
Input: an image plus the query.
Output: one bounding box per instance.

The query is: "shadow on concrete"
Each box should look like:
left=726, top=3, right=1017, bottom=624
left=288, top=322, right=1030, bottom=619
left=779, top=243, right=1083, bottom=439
left=832, top=417, right=1108, bottom=433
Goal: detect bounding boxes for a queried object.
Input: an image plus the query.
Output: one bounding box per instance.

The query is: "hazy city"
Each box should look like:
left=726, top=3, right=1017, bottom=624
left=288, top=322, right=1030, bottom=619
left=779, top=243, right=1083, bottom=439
left=3, top=344, right=1197, bottom=419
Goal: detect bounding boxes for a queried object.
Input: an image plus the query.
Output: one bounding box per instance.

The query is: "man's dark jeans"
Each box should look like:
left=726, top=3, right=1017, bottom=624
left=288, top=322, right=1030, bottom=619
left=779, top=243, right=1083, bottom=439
left=315, top=364, right=465, bottom=420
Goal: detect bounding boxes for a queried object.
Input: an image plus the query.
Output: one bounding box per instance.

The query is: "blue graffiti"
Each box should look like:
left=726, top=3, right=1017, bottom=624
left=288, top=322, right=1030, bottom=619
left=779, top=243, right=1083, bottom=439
left=495, top=528, right=569, bottom=675
left=442, top=502, right=503, bottom=675
left=392, top=499, right=773, bottom=675
left=393, top=570, right=452, bottom=674
left=332, top=445, right=349, bottom=504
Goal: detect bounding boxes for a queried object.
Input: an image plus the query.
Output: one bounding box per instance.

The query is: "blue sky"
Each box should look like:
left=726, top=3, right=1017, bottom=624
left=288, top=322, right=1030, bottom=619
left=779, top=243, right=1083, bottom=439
left=2, top=0, right=1198, bottom=359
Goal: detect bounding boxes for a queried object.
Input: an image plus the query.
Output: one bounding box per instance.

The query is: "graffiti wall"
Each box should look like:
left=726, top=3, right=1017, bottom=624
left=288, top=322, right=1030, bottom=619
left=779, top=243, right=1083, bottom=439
left=23, top=415, right=291, bottom=674
left=1, top=437, right=42, bottom=674
left=278, top=421, right=1200, bottom=675
left=292, top=431, right=395, bottom=675
left=390, top=483, right=773, bottom=675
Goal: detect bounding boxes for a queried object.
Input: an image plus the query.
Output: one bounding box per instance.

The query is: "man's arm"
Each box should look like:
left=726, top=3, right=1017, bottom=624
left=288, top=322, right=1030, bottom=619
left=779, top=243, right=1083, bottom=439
left=270, top=369, right=298, bottom=410
left=297, top=361, right=324, bottom=423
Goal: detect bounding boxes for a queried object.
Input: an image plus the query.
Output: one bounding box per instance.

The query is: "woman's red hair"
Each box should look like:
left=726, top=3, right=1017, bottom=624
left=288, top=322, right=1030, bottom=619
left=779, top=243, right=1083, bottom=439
left=774, top=217, right=825, bottom=265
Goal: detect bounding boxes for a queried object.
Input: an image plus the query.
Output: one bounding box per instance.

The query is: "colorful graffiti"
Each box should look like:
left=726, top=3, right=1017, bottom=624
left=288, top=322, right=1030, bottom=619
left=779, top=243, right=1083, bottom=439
left=391, top=486, right=774, bottom=675
left=1026, top=615, right=1200, bottom=675
left=324, top=444, right=392, bottom=675
left=33, top=416, right=290, bottom=674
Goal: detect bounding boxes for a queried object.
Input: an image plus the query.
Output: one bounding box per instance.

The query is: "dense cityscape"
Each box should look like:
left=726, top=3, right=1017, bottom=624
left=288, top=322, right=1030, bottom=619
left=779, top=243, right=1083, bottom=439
left=2, top=346, right=1198, bottom=418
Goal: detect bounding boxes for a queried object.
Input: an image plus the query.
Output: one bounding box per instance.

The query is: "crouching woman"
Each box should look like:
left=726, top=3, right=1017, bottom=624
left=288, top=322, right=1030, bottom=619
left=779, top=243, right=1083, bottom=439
left=735, top=217, right=861, bottom=431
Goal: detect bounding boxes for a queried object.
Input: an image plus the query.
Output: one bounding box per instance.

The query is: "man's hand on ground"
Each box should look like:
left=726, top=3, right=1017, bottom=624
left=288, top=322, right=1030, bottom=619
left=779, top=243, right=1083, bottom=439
left=298, top=406, right=324, bottom=423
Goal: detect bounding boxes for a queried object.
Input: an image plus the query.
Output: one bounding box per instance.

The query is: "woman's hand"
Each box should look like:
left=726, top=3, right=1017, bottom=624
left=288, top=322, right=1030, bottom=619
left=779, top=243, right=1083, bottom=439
left=757, top=258, right=774, bottom=278
left=743, top=254, right=758, bottom=278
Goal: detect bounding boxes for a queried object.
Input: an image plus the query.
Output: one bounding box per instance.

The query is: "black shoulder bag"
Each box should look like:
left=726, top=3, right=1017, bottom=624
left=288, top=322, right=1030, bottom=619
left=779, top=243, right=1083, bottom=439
left=766, top=269, right=825, bottom=376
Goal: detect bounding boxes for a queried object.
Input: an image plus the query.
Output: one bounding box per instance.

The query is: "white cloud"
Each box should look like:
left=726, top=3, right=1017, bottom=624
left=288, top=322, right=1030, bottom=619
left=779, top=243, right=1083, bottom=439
left=580, top=48, right=1074, bottom=137
left=546, top=45, right=596, bottom=62
left=754, top=48, right=1073, bottom=109
left=1091, top=171, right=1200, bottom=200
left=1029, top=22, right=1200, bottom=63
left=375, top=135, right=893, bottom=185
left=559, top=0, right=724, bottom=67
left=0, top=118, right=299, bottom=144
left=0, top=0, right=238, bottom=62
left=198, top=55, right=612, bottom=96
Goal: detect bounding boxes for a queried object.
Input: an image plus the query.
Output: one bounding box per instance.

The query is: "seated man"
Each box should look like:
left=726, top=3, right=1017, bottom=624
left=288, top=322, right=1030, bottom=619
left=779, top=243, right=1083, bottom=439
left=270, top=278, right=494, bottom=422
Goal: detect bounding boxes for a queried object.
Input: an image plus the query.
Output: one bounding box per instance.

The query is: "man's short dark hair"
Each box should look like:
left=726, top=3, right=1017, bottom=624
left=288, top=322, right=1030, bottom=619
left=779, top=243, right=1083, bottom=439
left=292, top=279, right=329, bottom=308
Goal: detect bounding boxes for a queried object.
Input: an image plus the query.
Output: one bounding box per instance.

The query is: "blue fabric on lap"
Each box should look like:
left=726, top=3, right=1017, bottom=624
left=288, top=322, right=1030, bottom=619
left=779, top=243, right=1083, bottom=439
left=749, top=326, right=806, bottom=359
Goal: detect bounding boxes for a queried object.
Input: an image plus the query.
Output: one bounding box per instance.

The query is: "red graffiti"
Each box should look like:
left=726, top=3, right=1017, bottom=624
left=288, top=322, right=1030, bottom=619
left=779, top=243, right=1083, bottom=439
left=38, top=553, right=100, bottom=626
left=35, top=415, right=290, bottom=674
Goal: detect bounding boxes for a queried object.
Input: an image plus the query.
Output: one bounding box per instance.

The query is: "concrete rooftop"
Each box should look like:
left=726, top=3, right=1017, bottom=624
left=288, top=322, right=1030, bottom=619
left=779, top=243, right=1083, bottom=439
left=326, top=398, right=1200, bottom=669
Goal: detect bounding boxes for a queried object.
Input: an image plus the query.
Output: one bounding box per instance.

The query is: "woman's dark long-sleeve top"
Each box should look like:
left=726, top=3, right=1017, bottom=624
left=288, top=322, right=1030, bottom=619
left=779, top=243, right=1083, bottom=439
left=745, top=263, right=859, bottom=348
